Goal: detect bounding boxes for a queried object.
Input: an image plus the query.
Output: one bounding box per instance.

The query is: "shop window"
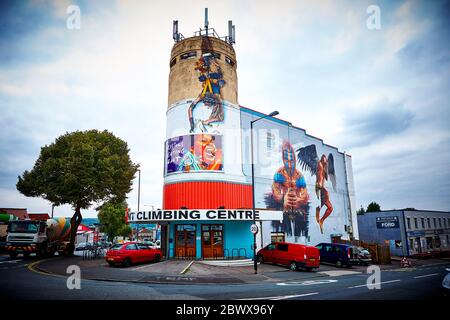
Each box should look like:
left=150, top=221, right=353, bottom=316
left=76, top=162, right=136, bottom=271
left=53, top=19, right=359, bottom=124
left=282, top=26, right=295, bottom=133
left=180, top=51, right=197, bottom=60
left=225, top=56, right=235, bottom=66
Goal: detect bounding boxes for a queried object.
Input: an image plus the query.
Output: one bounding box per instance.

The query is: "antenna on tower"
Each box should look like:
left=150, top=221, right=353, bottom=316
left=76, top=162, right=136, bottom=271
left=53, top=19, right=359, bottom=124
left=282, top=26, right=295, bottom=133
left=173, top=20, right=184, bottom=42
left=204, top=8, right=209, bottom=36
left=228, top=20, right=236, bottom=44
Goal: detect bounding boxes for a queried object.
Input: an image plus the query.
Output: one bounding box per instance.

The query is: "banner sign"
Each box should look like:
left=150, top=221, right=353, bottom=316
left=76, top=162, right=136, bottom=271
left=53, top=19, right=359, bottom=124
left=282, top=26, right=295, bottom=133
left=128, top=209, right=283, bottom=223
left=165, top=134, right=223, bottom=174
left=376, top=216, right=400, bottom=229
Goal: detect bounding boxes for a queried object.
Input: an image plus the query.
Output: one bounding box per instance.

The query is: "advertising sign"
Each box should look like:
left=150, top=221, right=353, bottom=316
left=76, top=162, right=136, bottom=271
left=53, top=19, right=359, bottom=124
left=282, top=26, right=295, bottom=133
left=376, top=216, right=400, bottom=229
left=165, top=134, right=223, bottom=174
left=128, top=209, right=283, bottom=223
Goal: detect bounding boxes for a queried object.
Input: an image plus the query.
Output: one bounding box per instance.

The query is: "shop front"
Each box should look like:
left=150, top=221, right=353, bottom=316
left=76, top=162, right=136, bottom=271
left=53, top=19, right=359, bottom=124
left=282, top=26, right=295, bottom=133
left=128, top=209, right=282, bottom=260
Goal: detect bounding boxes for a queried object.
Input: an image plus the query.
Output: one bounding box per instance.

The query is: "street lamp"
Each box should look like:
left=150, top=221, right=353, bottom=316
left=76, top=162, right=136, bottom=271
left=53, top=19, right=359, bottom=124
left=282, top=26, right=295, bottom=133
left=250, top=110, right=279, bottom=274
left=135, top=168, right=141, bottom=242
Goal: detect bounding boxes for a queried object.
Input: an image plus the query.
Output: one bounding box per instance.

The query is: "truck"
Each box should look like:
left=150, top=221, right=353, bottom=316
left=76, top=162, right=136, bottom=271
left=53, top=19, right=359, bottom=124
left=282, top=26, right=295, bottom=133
left=1, top=217, right=72, bottom=258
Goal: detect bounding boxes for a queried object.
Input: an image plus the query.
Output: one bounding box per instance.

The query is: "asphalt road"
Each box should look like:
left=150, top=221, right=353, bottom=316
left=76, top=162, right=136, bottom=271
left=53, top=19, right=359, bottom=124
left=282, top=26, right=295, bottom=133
left=0, top=255, right=448, bottom=300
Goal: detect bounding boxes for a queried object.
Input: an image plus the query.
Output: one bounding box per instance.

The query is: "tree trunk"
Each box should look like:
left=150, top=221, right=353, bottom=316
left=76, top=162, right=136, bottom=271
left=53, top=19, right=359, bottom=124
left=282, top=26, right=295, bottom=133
left=67, top=205, right=82, bottom=256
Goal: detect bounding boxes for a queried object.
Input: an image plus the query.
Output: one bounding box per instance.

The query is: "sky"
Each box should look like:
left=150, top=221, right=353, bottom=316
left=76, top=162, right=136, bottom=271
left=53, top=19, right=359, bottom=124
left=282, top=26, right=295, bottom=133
left=0, top=0, right=449, bottom=218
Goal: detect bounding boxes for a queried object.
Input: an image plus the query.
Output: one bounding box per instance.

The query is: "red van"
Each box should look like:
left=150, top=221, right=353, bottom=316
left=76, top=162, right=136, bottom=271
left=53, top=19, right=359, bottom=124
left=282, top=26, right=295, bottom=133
left=257, top=242, right=320, bottom=271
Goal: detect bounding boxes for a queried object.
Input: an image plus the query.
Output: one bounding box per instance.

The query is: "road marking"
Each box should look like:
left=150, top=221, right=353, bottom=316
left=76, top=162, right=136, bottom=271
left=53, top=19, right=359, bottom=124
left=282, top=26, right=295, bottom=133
left=348, top=279, right=400, bottom=289
left=0, top=259, right=20, bottom=264
left=318, top=270, right=361, bottom=277
left=413, top=273, right=439, bottom=279
left=277, top=279, right=338, bottom=286
left=237, top=292, right=319, bottom=300
left=180, top=261, right=194, bottom=274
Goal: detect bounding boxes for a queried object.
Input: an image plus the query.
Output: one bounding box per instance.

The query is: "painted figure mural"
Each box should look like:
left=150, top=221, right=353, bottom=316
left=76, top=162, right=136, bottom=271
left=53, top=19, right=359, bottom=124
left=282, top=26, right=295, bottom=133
left=188, top=36, right=225, bottom=133
left=165, top=134, right=223, bottom=174
left=297, top=144, right=336, bottom=234
left=266, top=141, right=310, bottom=240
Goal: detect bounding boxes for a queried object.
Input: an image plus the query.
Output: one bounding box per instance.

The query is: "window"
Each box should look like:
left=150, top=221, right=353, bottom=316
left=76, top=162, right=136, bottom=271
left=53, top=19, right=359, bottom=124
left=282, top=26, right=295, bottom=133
left=225, top=56, right=235, bottom=66
left=325, top=245, right=332, bottom=252
left=433, top=218, right=437, bottom=228
left=180, top=51, right=197, bottom=60
left=444, top=219, right=448, bottom=228
left=438, top=218, right=442, bottom=228
left=170, top=58, right=176, bottom=67
left=266, top=244, right=276, bottom=251
left=427, top=218, right=431, bottom=228
left=277, top=243, right=289, bottom=251
left=421, top=218, right=425, bottom=229
left=316, top=245, right=322, bottom=250
left=126, top=244, right=138, bottom=250
left=407, top=218, right=411, bottom=229
left=414, top=218, right=418, bottom=229
left=137, top=244, right=149, bottom=250
left=210, top=52, right=221, bottom=59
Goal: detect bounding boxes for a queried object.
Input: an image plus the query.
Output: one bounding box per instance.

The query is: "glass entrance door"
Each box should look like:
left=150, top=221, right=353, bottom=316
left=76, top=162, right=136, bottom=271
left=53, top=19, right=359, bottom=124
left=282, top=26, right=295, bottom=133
left=202, top=224, right=223, bottom=259
left=175, top=225, right=196, bottom=258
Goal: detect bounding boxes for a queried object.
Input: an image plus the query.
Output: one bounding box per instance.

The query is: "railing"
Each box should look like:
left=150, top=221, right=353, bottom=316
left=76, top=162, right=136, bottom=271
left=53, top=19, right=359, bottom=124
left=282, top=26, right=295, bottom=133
left=82, top=244, right=105, bottom=260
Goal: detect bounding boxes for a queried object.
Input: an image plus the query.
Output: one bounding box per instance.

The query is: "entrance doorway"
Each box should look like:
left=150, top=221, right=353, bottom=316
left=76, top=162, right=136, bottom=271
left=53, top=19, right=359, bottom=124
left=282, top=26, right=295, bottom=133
left=201, top=224, right=223, bottom=259
left=175, top=224, right=196, bottom=258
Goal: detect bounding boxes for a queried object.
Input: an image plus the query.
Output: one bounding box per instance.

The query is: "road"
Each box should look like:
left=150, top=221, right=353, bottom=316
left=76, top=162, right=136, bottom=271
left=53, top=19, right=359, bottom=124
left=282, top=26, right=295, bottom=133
left=0, top=255, right=448, bottom=300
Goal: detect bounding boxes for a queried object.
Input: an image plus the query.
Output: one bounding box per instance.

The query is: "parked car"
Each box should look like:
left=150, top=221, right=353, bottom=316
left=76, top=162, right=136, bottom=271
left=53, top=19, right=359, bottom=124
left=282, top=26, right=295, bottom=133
left=355, top=247, right=372, bottom=265
left=105, top=242, right=162, bottom=267
left=75, top=242, right=92, bottom=251
left=316, top=243, right=359, bottom=268
left=257, top=242, right=320, bottom=271
left=442, top=268, right=450, bottom=297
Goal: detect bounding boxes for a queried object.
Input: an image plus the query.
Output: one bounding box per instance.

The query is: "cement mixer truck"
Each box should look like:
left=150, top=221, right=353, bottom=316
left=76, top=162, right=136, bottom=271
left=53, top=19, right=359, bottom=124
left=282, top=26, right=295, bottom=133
left=1, top=217, right=72, bottom=258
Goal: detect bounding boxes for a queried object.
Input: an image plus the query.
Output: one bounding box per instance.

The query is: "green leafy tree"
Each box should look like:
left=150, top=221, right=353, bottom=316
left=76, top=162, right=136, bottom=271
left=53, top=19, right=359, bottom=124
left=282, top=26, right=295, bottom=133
left=98, top=201, right=132, bottom=242
left=16, top=130, right=138, bottom=255
left=366, top=202, right=381, bottom=212
left=356, top=206, right=365, bottom=215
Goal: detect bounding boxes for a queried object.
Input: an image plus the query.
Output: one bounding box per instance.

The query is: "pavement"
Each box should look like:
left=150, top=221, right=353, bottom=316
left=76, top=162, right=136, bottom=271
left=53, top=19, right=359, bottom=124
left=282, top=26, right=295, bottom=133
left=29, top=254, right=450, bottom=285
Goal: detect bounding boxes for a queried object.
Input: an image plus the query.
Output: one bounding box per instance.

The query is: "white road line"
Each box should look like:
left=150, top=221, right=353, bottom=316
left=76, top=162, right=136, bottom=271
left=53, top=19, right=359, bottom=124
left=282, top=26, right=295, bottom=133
left=180, top=261, right=194, bottom=274
left=237, top=292, right=319, bottom=300
left=348, top=279, right=400, bottom=289
left=413, top=273, right=439, bottom=279
left=0, top=260, right=20, bottom=264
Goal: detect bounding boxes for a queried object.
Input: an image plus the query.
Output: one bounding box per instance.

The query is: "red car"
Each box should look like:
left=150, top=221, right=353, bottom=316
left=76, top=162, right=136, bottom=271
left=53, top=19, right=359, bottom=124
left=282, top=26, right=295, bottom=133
left=105, top=242, right=162, bottom=267
left=257, top=242, right=320, bottom=271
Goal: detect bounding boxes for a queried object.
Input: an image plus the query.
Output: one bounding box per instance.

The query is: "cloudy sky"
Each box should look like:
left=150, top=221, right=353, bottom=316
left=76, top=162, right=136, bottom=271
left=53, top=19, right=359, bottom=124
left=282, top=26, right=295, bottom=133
left=0, top=0, right=449, bottom=218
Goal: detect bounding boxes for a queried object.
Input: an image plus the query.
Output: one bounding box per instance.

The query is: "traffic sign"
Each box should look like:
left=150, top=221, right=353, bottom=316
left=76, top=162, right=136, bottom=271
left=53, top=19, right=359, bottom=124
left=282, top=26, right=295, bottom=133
left=250, top=224, right=258, bottom=234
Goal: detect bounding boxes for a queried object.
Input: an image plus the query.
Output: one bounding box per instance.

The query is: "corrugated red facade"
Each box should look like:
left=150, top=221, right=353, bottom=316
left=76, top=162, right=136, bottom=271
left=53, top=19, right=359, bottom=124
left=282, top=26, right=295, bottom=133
left=163, top=181, right=252, bottom=209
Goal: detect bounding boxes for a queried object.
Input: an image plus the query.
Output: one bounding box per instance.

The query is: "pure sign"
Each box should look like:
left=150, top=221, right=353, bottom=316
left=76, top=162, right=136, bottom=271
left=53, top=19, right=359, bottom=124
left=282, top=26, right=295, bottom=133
left=376, top=216, right=400, bottom=229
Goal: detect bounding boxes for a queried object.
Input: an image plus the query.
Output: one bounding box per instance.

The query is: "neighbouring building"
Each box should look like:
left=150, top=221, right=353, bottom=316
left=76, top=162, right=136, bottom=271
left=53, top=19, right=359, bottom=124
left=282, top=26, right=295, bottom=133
left=129, top=10, right=358, bottom=259
left=357, top=209, right=450, bottom=256
left=0, top=208, right=29, bottom=220
left=28, top=213, right=50, bottom=221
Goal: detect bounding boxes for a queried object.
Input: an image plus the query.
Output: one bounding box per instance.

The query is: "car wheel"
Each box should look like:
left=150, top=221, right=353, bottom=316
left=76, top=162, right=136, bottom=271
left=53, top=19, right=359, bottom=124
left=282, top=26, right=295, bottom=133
left=122, top=258, right=132, bottom=268
left=336, top=260, right=342, bottom=268
left=305, top=267, right=313, bottom=272
left=107, top=262, right=115, bottom=267
left=23, top=252, right=31, bottom=258
left=290, top=261, right=298, bottom=271
left=257, top=255, right=264, bottom=263
left=9, top=252, right=18, bottom=259
left=154, top=254, right=161, bottom=262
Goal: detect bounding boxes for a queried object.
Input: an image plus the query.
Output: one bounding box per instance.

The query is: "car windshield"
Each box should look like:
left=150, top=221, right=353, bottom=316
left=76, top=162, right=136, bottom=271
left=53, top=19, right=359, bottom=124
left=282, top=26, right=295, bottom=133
left=109, top=244, right=123, bottom=250
left=8, top=221, right=39, bottom=233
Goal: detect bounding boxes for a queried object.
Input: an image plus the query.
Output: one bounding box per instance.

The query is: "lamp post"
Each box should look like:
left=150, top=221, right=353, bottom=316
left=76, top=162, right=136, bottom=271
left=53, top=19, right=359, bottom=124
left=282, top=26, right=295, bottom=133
left=250, top=110, right=279, bottom=274
left=136, top=169, right=141, bottom=242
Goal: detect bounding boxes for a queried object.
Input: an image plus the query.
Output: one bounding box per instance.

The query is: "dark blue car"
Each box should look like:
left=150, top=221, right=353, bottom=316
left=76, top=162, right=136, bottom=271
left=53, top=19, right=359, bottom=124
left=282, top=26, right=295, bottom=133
left=316, top=243, right=359, bottom=268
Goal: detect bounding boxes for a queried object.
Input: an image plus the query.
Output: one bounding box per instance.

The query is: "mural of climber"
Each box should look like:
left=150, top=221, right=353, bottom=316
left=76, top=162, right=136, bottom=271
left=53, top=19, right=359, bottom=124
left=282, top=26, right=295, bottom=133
left=188, top=37, right=226, bottom=134
left=265, top=141, right=310, bottom=241
left=165, top=134, right=223, bottom=174
left=297, top=144, right=337, bottom=234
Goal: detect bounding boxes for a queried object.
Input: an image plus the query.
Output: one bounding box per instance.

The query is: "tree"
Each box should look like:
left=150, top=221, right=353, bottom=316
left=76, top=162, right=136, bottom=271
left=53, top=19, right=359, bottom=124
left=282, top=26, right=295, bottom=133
left=17, top=130, right=138, bottom=255
left=98, top=200, right=132, bottom=242
left=356, top=206, right=365, bottom=215
left=366, top=202, right=381, bottom=212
